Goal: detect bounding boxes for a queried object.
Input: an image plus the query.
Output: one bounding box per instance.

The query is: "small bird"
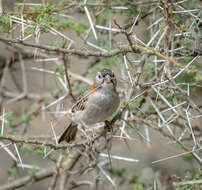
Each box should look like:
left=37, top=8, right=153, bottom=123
left=58, top=68, right=120, bottom=143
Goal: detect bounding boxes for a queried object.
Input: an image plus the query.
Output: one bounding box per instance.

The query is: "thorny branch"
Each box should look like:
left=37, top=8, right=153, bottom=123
left=1, top=38, right=186, bottom=62
left=0, top=105, right=126, bottom=189
left=61, top=51, right=76, bottom=102
left=0, top=149, right=81, bottom=190
left=0, top=36, right=201, bottom=79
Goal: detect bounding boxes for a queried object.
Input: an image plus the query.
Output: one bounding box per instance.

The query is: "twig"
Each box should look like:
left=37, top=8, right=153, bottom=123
left=1, top=107, right=5, bottom=136
left=0, top=135, right=82, bottom=150
left=0, top=149, right=82, bottom=190
left=0, top=166, right=55, bottom=190
left=0, top=36, right=201, bottom=79
left=14, top=143, right=24, bottom=169
left=173, top=179, right=202, bottom=186
left=19, top=52, right=27, bottom=94
left=50, top=121, right=58, bottom=145
left=98, top=164, right=116, bottom=188
left=62, top=52, right=76, bottom=101
left=59, top=171, right=68, bottom=190
left=69, top=180, right=94, bottom=189
left=0, top=0, right=2, bottom=14
left=0, top=141, right=18, bottom=162
left=84, top=0, right=97, bottom=40
left=4, top=0, right=160, bottom=16
left=48, top=154, right=64, bottom=190
left=100, top=153, right=139, bottom=162
left=152, top=147, right=202, bottom=164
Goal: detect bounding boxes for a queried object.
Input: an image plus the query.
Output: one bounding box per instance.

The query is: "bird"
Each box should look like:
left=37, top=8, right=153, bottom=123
left=58, top=68, right=120, bottom=143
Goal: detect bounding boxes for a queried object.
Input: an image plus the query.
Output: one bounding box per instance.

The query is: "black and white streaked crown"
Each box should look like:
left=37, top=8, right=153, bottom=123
left=100, top=68, right=114, bottom=77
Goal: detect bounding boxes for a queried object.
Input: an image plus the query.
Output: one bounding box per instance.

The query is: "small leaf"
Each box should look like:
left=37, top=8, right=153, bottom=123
left=35, top=149, right=44, bottom=156
left=128, top=173, right=138, bottom=183
left=56, top=18, right=75, bottom=30
left=9, top=167, right=18, bottom=178
left=27, top=166, right=36, bottom=177
left=6, top=112, right=14, bottom=126
left=21, top=114, right=32, bottom=123
left=130, top=95, right=145, bottom=108
left=22, top=144, right=32, bottom=156
left=134, top=184, right=143, bottom=190
left=75, top=21, right=87, bottom=36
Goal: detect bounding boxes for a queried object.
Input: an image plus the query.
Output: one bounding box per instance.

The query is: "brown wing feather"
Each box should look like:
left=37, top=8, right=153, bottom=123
left=71, top=86, right=96, bottom=112
left=71, top=94, right=86, bottom=112
left=58, top=123, right=77, bottom=143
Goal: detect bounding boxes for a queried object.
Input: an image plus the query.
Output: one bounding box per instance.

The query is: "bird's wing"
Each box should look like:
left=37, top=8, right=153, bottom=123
left=71, top=84, right=97, bottom=112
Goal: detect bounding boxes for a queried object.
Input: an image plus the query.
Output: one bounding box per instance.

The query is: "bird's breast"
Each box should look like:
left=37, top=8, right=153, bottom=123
left=73, top=90, right=120, bottom=125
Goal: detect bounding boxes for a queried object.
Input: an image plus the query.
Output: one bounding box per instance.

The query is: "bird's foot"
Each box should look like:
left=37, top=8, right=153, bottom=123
left=104, top=120, right=113, bottom=133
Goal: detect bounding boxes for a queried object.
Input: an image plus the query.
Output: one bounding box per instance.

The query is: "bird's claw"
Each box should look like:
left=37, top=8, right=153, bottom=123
left=104, top=120, right=113, bottom=132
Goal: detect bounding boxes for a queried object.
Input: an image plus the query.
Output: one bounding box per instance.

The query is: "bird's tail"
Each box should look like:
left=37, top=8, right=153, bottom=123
left=58, top=123, right=77, bottom=143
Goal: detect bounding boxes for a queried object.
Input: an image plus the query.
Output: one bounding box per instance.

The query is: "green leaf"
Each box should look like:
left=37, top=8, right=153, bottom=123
left=21, top=114, right=32, bottom=123
left=96, top=17, right=107, bottom=26
left=75, top=21, right=87, bottom=36
left=147, top=106, right=155, bottom=113
left=22, top=144, right=32, bottom=155
left=184, top=1, right=199, bottom=9
left=165, top=91, right=173, bottom=102
left=6, top=112, right=14, bottom=126
left=175, top=168, right=202, bottom=190
left=134, top=184, right=143, bottom=190
left=100, top=56, right=119, bottom=69
left=44, top=101, right=51, bottom=107
left=110, top=167, right=126, bottom=177
left=130, top=95, right=145, bottom=108
left=59, top=0, right=69, bottom=6
left=48, top=152, right=56, bottom=161
left=24, top=135, right=30, bottom=140
left=24, top=27, right=35, bottom=36
left=80, top=45, right=88, bottom=51
left=0, top=16, right=10, bottom=32
left=35, top=149, right=44, bottom=156
left=146, top=63, right=155, bottom=74
left=16, top=0, right=23, bottom=3
left=27, top=166, right=36, bottom=177
left=182, top=154, right=193, bottom=162
left=56, top=18, right=75, bottom=30
left=33, top=107, right=39, bottom=117
left=174, top=14, right=182, bottom=25
left=11, top=129, right=19, bottom=135
left=54, top=66, right=64, bottom=77
left=53, top=40, right=64, bottom=48
left=184, top=170, right=193, bottom=180
left=128, top=173, right=138, bottom=183
left=175, top=72, right=196, bottom=90
left=9, top=167, right=18, bottom=178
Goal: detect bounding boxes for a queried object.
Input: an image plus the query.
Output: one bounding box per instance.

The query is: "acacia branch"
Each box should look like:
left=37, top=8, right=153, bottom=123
left=0, top=167, right=55, bottom=190
left=0, top=135, right=82, bottom=149
left=0, top=149, right=81, bottom=190
left=4, top=1, right=159, bottom=15
left=62, top=52, right=76, bottom=101
left=0, top=36, right=132, bottom=57
left=0, top=36, right=201, bottom=77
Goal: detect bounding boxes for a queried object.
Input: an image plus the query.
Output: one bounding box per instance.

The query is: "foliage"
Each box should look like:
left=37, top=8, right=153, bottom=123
left=174, top=168, right=202, bottom=190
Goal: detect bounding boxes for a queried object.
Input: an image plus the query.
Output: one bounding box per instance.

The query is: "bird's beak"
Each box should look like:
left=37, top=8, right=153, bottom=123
left=105, top=75, right=113, bottom=84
